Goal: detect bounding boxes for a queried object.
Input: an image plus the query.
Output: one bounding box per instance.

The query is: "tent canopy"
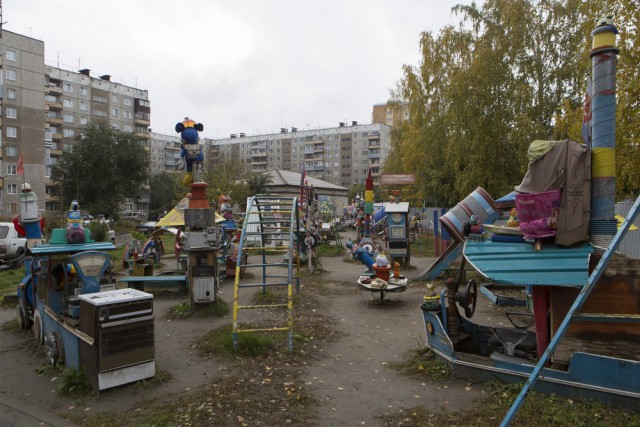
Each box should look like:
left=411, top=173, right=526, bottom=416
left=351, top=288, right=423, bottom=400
left=156, top=197, right=224, bottom=227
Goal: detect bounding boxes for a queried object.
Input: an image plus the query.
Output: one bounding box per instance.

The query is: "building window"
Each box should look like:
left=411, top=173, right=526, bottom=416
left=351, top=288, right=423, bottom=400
left=5, top=107, right=17, bottom=119
left=111, top=108, right=119, bottom=117
left=63, top=129, right=75, bottom=138
left=62, top=82, right=74, bottom=93
left=93, top=95, right=107, bottom=103
left=63, top=98, right=75, bottom=108
left=6, top=127, right=17, bottom=138
left=7, top=165, right=17, bottom=175
left=111, top=94, right=119, bottom=103
left=123, top=110, right=133, bottom=119
left=80, top=116, right=88, bottom=125
left=7, top=184, right=17, bottom=195
left=123, top=97, right=133, bottom=106
left=80, top=101, right=88, bottom=111
left=6, top=146, right=18, bottom=157
left=80, top=86, right=88, bottom=96
left=123, top=124, right=134, bottom=132
left=63, top=113, right=75, bottom=123
left=111, top=123, right=119, bottom=130
left=93, top=110, right=107, bottom=117
left=5, top=69, right=17, bottom=81
left=7, top=88, right=17, bottom=100
left=5, top=50, right=16, bottom=61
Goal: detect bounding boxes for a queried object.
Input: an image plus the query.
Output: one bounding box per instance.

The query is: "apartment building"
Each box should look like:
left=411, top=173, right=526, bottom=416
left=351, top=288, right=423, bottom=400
left=372, top=102, right=408, bottom=128
left=208, top=122, right=392, bottom=189
left=0, top=30, right=151, bottom=215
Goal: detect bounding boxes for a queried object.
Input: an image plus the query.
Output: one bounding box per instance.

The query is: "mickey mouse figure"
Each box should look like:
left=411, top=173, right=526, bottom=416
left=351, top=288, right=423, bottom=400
left=175, top=117, right=204, bottom=186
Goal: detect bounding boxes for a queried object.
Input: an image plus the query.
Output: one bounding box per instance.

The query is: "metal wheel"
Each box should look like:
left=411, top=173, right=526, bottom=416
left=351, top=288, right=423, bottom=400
left=44, top=332, right=64, bottom=366
left=33, top=309, right=44, bottom=344
left=17, top=298, right=32, bottom=329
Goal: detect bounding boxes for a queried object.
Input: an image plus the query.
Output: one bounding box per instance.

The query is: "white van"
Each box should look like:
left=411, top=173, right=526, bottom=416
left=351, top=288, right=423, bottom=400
left=120, top=211, right=147, bottom=221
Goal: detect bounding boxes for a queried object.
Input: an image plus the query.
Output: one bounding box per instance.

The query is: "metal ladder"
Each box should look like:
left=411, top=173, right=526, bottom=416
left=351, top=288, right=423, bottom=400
left=501, top=195, right=640, bottom=426
left=232, top=195, right=299, bottom=352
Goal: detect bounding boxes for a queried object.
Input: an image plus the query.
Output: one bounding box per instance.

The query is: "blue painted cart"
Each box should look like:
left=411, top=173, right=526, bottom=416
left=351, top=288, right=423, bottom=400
left=16, top=228, right=156, bottom=392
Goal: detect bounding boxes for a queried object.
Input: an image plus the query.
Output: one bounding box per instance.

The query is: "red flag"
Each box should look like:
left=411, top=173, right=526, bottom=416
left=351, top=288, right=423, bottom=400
left=17, top=153, right=24, bottom=176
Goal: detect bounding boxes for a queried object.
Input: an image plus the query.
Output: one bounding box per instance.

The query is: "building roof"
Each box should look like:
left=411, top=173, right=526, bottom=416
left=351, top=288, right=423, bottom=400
left=264, top=169, right=348, bottom=192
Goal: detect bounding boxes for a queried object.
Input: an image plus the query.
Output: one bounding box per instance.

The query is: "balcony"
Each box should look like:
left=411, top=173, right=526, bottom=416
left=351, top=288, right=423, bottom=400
left=47, top=85, right=63, bottom=95
left=46, top=101, right=63, bottom=111
left=45, top=116, right=63, bottom=125
left=368, top=151, right=380, bottom=159
left=251, top=160, right=267, bottom=166
left=49, top=149, right=63, bottom=157
left=251, top=151, right=267, bottom=158
left=134, top=113, right=150, bottom=126
left=368, top=132, right=380, bottom=140
left=52, top=133, right=62, bottom=142
left=136, top=131, right=150, bottom=139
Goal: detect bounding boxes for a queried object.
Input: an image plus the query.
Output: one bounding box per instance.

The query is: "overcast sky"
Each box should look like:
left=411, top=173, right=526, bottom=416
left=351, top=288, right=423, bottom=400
left=4, top=0, right=470, bottom=139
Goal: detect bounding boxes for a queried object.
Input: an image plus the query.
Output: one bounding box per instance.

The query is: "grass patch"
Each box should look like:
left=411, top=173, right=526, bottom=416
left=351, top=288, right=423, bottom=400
left=168, top=298, right=229, bottom=319
left=0, top=268, right=24, bottom=305
left=196, top=324, right=280, bottom=359
left=316, top=243, right=344, bottom=257
left=135, top=369, right=173, bottom=389
left=390, top=347, right=452, bottom=381
left=381, top=381, right=640, bottom=426
left=1, top=318, right=21, bottom=333
left=36, top=364, right=94, bottom=397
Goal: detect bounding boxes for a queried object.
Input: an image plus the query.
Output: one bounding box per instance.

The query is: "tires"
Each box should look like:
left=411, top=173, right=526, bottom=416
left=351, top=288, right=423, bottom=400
left=17, top=297, right=32, bottom=329
left=33, top=309, right=44, bottom=345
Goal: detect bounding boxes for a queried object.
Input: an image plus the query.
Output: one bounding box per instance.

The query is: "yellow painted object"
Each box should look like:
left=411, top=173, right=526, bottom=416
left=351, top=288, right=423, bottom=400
left=592, top=147, right=615, bottom=178
left=592, top=31, right=616, bottom=50
left=616, top=214, right=639, bottom=231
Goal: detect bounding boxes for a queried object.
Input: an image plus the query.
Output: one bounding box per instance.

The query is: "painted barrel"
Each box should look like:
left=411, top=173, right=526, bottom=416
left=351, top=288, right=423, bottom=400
left=440, top=187, right=501, bottom=241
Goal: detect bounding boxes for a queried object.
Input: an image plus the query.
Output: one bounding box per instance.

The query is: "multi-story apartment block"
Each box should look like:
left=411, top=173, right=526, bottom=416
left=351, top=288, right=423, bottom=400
left=208, top=123, right=392, bottom=189
left=372, top=102, right=408, bottom=128
left=149, top=132, right=182, bottom=175
left=0, top=30, right=151, bottom=215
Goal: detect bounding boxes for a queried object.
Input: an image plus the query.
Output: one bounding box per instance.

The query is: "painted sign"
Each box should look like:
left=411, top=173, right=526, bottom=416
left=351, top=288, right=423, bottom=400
left=381, top=174, right=416, bottom=185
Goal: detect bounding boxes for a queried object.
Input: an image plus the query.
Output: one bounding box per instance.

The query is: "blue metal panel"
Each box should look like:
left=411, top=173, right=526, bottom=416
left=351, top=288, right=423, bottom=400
left=30, top=242, right=116, bottom=255
left=464, top=240, right=593, bottom=286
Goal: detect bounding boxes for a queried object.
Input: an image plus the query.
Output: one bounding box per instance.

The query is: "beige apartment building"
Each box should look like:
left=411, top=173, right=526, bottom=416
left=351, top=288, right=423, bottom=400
left=0, top=30, right=151, bottom=215
left=208, top=122, right=392, bottom=189
left=372, top=102, right=408, bottom=128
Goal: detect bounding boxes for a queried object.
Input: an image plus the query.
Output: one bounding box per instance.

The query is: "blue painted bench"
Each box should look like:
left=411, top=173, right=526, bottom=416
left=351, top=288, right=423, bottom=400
left=118, top=275, right=187, bottom=292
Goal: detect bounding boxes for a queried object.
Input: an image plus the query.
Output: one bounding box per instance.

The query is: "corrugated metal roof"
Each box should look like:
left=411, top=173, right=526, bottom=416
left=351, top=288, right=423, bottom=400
left=264, top=169, right=348, bottom=191
left=464, top=240, right=593, bottom=286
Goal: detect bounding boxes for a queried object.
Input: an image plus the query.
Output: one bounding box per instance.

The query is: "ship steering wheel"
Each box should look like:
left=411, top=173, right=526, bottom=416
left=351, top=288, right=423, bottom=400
left=455, top=279, right=478, bottom=318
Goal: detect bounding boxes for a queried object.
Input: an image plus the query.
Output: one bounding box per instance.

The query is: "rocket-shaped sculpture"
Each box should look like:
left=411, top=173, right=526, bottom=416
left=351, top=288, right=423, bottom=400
left=589, top=16, right=619, bottom=245
left=363, top=168, right=374, bottom=237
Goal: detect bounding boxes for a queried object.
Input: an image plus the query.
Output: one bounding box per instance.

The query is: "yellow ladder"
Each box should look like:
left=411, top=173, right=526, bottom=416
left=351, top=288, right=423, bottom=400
left=232, top=195, right=299, bottom=352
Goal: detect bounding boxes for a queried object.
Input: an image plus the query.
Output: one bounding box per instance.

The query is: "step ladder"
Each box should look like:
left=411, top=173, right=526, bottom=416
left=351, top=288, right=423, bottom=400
left=501, top=195, right=640, bottom=426
left=232, top=195, right=299, bottom=352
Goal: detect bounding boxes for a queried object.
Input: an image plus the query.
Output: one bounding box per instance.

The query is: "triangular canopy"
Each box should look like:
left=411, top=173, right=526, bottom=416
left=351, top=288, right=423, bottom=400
left=156, top=197, right=224, bottom=227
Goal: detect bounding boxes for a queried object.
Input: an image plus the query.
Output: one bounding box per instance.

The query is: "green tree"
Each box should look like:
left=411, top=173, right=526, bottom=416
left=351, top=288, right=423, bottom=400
left=149, top=171, right=183, bottom=220
left=202, top=153, right=252, bottom=210
left=246, top=173, right=273, bottom=195
left=386, top=0, right=625, bottom=206
left=51, top=122, right=150, bottom=219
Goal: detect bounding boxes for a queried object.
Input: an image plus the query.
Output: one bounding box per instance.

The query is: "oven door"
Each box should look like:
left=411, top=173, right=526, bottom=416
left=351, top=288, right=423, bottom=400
left=98, top=316, right=154, bottom=371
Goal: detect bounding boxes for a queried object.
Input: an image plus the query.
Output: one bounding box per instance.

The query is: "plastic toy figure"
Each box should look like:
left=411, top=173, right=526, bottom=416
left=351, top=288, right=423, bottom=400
left=175, top=117, right=204, bottom=186
left=13, top=183, right=45, bottom=249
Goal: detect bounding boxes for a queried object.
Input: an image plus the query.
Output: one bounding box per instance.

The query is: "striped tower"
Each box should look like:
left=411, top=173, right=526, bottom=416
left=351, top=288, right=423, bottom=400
left=363, top=168, right=374, bottom=238
left=589, top=17, right=619, bottom=248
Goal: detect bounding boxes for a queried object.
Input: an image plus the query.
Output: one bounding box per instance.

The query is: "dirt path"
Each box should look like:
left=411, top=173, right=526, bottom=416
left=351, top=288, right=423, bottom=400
left=0, top=233, right=488, bottom=425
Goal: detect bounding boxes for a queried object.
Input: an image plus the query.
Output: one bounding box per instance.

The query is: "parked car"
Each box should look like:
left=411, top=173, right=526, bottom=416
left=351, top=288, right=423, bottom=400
left=0, top=222, right=27, bottom=268
left=136, top=221, right=157, bottom=236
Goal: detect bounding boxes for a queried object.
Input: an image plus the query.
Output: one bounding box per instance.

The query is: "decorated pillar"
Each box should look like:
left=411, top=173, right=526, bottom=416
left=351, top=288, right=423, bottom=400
left=589, top=16, right=619, bottom=246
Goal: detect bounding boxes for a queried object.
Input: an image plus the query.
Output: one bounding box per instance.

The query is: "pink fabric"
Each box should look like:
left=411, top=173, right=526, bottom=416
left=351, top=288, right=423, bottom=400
left=516, top=190, right=562, bottom=239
